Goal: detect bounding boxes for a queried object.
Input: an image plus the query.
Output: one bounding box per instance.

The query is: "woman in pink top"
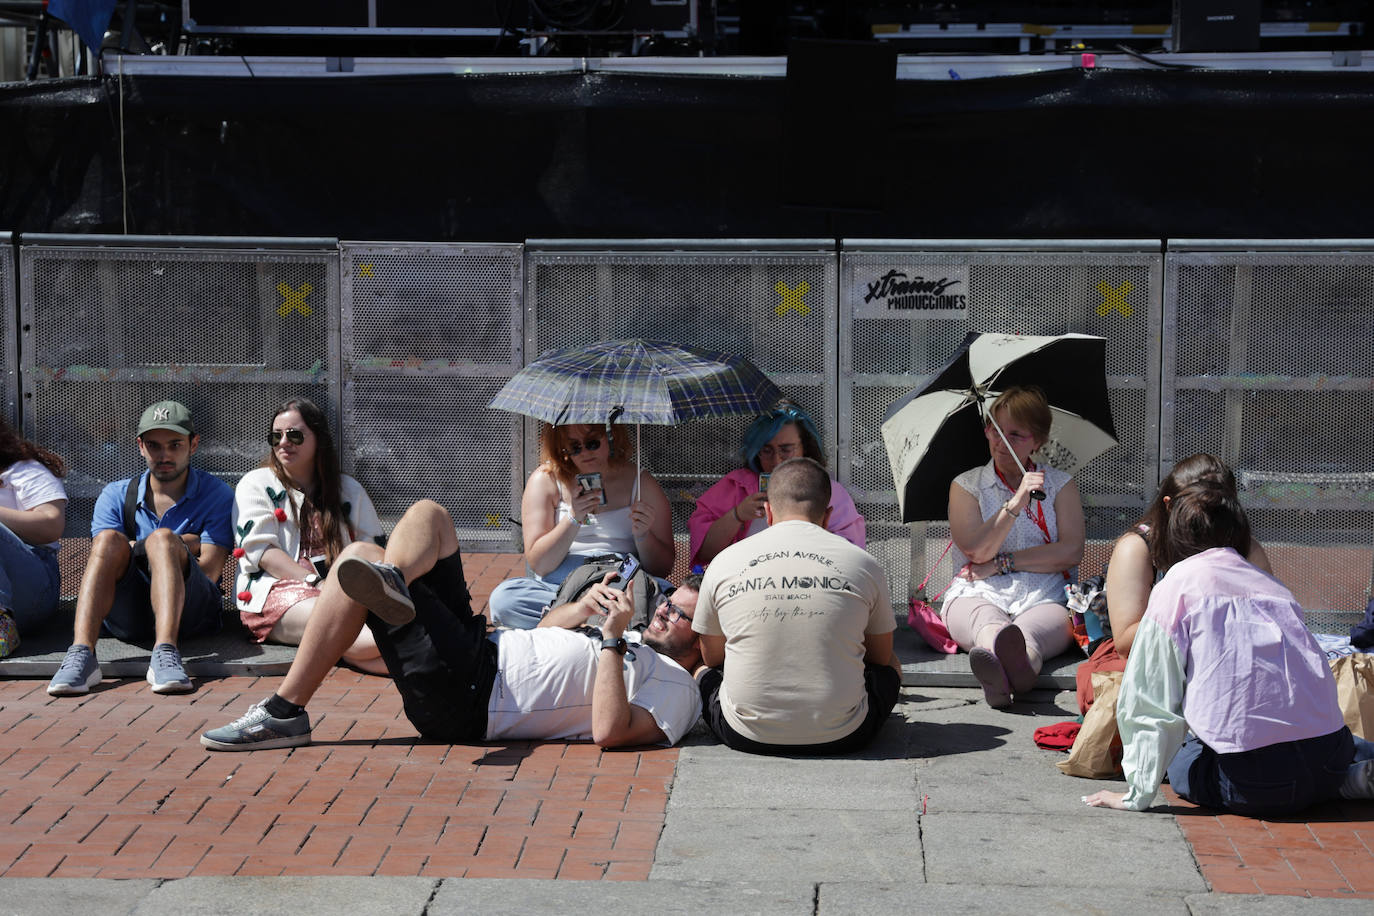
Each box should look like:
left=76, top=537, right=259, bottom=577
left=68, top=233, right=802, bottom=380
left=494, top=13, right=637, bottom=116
left=688, top=402, right=864, bottom=569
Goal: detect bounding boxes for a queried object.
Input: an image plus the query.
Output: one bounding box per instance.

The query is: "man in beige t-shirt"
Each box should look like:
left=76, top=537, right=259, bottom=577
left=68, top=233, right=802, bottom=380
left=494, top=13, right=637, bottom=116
left=692, top=457, right=901, bottom=754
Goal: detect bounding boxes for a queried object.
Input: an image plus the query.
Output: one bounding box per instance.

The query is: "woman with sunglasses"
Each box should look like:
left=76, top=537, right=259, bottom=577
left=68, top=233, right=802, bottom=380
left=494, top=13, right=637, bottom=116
left=942, top=386, right=1085, bottom=708
left=233, top=398, right=385, bottom=672
left=488, top=422, right=675, bottom=629
left=688, top=402, right=864, bottom=569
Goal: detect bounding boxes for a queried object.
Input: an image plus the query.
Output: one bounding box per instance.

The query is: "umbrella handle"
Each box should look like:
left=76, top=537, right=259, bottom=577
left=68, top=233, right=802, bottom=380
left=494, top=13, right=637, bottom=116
left=988, top=409, right=1047, bottom=501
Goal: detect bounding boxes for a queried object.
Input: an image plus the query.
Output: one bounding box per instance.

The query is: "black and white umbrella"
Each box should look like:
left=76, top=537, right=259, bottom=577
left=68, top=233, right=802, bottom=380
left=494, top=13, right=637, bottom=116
left=882, top=332, right=1118, bottom=522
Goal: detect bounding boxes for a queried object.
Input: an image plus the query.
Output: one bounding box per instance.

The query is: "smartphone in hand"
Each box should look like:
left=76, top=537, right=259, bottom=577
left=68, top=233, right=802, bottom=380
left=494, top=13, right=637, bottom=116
left=609, top=554, right=640, bottom=592
left=577, top=472, right=607, bottom=505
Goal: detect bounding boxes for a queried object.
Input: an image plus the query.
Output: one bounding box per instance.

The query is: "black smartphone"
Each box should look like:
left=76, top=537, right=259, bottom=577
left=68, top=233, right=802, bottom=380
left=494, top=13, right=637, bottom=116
left=609, top=554, right=640, bottom=592
left=758, top=473, right=770, bottom=494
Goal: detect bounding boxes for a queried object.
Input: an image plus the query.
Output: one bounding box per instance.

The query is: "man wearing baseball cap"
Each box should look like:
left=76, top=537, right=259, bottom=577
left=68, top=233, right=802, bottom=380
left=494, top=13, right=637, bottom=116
left=48, top=400, right=234, bottom=696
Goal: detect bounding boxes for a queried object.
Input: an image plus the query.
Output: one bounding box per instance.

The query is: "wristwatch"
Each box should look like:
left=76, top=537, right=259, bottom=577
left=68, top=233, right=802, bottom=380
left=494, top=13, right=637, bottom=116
left=600, top=637, right=628, bottom=655
left=304, top=572, right=322, bottom=586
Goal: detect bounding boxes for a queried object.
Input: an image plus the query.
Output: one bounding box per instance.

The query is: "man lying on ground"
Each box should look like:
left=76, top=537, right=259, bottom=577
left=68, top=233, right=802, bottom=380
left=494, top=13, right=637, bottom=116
left=201, top=499, right=703, bottom=751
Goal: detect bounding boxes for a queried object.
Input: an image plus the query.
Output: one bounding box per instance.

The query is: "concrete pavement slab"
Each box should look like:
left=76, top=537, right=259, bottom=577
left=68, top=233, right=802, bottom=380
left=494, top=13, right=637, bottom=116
left=666, top=751, right=916, bottom=811
left=921, top=811, right=1207, bottom=893
left=817, top=882, right=1193, bottom=915
left=430, top=878, right=814, bottom=915
left=1185, top=894, right=1374, bottom=915
left=903, top=687, right=1121, bottom=815
left=131, top=876, right=439, bottom=916
left=0, top=878, right=160, bottom=915
left=652, top=809, right=918, bottom=883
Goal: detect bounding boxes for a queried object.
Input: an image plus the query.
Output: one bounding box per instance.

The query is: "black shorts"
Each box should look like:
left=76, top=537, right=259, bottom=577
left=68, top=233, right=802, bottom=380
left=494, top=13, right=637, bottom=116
left=698, top=662, right=901, bottom=756
left=365, top=549, right=498, bottom=743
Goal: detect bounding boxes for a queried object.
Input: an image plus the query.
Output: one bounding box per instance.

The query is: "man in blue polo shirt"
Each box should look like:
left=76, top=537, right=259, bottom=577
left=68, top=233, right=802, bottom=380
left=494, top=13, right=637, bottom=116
left=48, top=400, right=234, bottom=696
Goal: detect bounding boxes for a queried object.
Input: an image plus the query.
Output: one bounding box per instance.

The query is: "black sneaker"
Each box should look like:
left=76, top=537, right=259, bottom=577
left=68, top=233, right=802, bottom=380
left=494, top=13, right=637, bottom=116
left=335, top=557, right=415, bottom=625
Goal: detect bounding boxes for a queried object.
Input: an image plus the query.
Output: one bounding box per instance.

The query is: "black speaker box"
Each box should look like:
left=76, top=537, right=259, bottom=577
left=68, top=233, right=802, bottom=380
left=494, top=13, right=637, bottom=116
left=1172, top=0, right=1262, bottom=52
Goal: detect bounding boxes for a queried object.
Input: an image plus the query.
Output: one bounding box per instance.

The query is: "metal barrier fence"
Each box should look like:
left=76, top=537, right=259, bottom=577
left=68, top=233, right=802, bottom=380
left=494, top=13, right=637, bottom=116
left=1164, top=241, right=1374, bottom=627
left=6, top=233, right=1372, bottom=626
left=840, top=240, right=1165, bottom=604
left=340, top=241, right=523, bottom=549
left=523, top=240, right=838, bottom=579
left=18, top=235, right=341, bottom=552
left=1, top=233, right=15, bottom=422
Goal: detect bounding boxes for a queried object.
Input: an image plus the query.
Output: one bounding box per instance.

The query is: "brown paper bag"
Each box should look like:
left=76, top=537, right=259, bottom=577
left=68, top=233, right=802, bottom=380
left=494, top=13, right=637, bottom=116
left=1329, top=653, right=1374, bottom=741
left=1057, top=670, right=1124, bottom=779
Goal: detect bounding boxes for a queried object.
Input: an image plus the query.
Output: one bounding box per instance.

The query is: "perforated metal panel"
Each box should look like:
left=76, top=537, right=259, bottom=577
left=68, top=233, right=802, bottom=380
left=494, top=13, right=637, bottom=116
left=841, top=242, right=1164, bottom=601
left=1164, top=243, right=1374, bottom=624
left=1, top=233, right=16, bottom=423
left=19, top=236, right=341, bottom=548
left=525, top=242, right=837, bottom=579
left=340, top=242, right=523, bottom=547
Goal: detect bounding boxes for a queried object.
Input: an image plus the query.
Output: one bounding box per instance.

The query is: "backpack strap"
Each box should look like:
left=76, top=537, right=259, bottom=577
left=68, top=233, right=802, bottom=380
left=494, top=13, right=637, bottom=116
left=122, top=474, right=142, bottom=541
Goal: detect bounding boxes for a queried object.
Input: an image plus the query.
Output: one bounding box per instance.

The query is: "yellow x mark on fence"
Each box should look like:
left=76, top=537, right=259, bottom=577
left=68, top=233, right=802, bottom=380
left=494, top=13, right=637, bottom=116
left=1096, top=280, right=1133, bottom=317
left=775, top=280, right=811, bottom=317
left=277, top=282, right=314, bottom=318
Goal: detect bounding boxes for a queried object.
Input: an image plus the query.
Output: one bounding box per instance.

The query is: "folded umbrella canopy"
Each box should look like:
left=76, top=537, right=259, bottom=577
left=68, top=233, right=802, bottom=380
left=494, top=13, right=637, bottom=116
left=882, top=332, right=1118, bottom=522
left=489, top=338, right=784, bottom=499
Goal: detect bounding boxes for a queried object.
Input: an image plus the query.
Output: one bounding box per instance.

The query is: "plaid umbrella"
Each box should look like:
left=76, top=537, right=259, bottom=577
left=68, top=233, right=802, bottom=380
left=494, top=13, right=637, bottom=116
left=882, top=332, right=1118, bottom=522
left=488, top=339, right=783, bottom=426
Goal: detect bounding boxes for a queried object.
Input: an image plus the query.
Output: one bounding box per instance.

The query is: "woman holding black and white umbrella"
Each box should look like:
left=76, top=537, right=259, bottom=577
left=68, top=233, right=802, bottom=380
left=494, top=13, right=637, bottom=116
left=942, top=386, right=1085, bottom=708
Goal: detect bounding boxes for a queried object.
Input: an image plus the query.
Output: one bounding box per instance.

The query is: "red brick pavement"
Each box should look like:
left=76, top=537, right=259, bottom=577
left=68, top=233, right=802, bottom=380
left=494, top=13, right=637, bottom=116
left=1164, top=786, right=1374, bottom=900
left=0, top=670, right=677, bottom=880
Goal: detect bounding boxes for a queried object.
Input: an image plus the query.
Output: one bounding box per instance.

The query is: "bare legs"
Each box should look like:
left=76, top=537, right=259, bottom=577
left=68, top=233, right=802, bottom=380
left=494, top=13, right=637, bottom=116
left=72, top=528, right=189, bottom=648
left=274, top=499, right=460, bottom=705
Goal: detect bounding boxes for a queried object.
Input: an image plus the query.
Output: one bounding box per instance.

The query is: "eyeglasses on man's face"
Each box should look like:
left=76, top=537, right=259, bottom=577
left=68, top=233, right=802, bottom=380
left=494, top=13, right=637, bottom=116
left=661, top=600, right=692, bottom=624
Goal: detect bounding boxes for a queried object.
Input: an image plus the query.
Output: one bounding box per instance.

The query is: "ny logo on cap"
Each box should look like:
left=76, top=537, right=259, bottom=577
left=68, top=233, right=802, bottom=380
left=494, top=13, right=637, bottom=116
left=152, top=407, right=171, bottom=422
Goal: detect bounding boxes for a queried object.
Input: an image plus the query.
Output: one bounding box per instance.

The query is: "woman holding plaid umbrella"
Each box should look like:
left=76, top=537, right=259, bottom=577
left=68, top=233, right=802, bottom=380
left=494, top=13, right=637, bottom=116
left=487, top=422, right=675, bottom=629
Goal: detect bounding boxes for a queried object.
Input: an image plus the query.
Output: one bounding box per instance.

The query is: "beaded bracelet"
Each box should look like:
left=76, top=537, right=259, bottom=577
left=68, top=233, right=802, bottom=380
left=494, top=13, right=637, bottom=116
left=995, top=551, right=1017, bottom=575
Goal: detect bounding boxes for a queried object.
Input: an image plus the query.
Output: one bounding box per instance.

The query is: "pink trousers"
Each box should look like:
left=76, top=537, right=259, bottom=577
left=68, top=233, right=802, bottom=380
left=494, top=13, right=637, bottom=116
left=943, top=596, right=1073, bottom=673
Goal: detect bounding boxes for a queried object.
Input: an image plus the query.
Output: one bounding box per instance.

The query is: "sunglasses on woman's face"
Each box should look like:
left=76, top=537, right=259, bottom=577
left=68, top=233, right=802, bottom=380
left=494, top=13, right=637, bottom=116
left=270, top=428, right=306, bottom=447
left=565, top=437, right=602, bottom=456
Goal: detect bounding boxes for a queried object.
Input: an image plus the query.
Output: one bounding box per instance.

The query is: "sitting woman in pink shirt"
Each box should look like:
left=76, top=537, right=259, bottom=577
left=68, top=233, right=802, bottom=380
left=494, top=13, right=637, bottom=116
left=688, top=403, right=864, bottom=569
left=1085, top=480, right=1374, bottom=816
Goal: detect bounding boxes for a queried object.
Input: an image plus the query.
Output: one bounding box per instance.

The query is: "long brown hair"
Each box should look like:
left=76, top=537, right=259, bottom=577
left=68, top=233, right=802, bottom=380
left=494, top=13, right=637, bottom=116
left=265, top=397, right=352, bottom=563
left=538, top=422, right=632, bottom=492
left=1136, top=453, right=1240, bottom=572
left=1160, top=480, right=1252, bottom=569
left=0, top=417, right=66, bottom=478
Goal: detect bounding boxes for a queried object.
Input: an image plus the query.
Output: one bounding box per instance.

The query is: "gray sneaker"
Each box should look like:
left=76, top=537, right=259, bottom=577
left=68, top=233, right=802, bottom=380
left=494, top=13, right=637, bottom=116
left=47, top=644, right=102, bottom=696
left=201, top=700, right=312, bottom=751
left=335, top=557, right=415, bottom=625
left=146, top=643, right=193, bottom=694
left=1340, top=758, right=1374, bottom=800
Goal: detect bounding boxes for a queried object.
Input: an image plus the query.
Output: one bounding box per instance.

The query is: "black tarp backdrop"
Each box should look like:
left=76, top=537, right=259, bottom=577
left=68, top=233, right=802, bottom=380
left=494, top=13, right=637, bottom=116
left=2, top=67, right=1374, bottom=240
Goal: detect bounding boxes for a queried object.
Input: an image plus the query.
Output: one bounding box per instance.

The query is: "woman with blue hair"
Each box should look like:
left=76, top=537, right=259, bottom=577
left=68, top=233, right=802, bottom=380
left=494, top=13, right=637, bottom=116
left=688, top=402, right=865, bottom=568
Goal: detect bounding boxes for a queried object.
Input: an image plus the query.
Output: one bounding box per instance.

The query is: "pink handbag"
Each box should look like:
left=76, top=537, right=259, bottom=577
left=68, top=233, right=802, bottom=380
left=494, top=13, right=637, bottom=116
left=908, top=540, right=958, bottom=654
